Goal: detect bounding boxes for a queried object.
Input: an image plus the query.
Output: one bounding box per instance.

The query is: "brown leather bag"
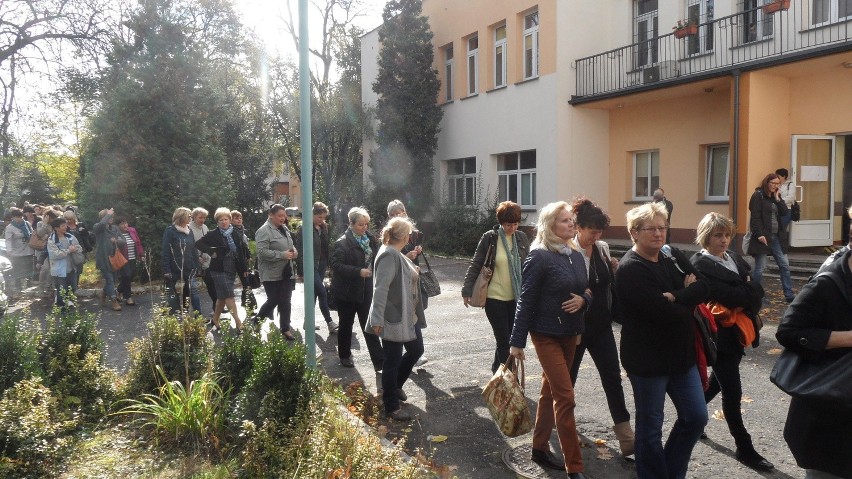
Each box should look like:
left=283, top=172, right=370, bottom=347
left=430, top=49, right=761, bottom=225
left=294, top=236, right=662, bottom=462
left=468, top=242, right=494, bottom=308
left=109, top=250, right=128, bottom=271
left=28, top=232, right=47, bottom=250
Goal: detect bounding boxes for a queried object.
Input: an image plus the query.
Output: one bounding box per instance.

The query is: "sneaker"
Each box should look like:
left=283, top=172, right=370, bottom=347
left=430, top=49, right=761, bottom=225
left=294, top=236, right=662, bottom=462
left=111, top=298, right=122, bottom=311
left=385, top=408, right=413, bottom=421
left=415, top=356, right=428, bottom=367
left=340, top=356, right=354, bottom=368
left=126, top=297, right=136, bottom=306
left=327, top=320, right=339, bottom=334
left=376, top=370, right=383, bottom=394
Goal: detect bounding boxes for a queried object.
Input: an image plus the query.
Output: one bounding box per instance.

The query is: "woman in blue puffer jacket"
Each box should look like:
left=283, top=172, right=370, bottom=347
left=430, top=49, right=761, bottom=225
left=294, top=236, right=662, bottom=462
left=509, top=201, right=591, bottom=479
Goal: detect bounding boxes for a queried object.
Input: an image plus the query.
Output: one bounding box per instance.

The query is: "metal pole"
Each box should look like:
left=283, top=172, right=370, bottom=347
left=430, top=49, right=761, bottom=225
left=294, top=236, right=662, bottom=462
left=298, top=0, right=316, bottom=366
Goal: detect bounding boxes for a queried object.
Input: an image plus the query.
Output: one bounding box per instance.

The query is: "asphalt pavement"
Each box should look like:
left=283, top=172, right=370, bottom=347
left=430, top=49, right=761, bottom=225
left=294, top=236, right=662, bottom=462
left=9, top=255, right=813, bottom=479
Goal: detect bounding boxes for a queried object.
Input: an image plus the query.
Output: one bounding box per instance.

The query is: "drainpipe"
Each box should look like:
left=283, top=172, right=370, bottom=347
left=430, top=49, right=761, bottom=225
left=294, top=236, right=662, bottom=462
left=732, top=69, right=741, bottom=227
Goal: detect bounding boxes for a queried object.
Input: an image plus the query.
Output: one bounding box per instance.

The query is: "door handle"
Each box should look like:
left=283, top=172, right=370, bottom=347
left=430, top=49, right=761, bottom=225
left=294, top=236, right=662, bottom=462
left=795, top=185, right=803, bottom=203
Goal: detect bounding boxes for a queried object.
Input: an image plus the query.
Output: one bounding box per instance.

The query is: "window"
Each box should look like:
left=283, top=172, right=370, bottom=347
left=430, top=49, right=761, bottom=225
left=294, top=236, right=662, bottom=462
left=494, top=25, right=507, bottom=88
left=705, top=145, right=730, bottom=200
left=686, top=0, right=714, bottom=56
left=812, top=0, right=852, bottom=25
left=444, top=46, right=454, bottom=102
left=467, top=35, right=479, bottom=95
left=498, top=150, right=536, bottom=208
left=523, top=11, right=539, bottom=79
left=633, top=150, right=659, bottom=199
left=741, top=0, right=774, bottom=43
left=447, top=158, right=477, bottom=205
left=634, top=0, right=658, bottom=68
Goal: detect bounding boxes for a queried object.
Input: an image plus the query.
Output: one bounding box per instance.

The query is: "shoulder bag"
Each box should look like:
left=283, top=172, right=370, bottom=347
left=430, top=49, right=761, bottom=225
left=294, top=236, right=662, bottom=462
left=791, top=201, right=801, bottom=222
left=246, top=259, right=262, bottom=289
left=469, top=241, right=495, bottom=308
left=28, top=232, right=47, bottom=250
left=419, top=252, right=441, bottom=297
left=481, top=356, right=533, bottom=437
left=109, top=249, right=128, bottom=271
left=770, top=348, right=852, bottom=408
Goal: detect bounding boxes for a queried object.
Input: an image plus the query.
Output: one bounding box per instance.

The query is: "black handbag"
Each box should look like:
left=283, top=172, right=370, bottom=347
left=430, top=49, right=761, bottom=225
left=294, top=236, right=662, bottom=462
left=790, top=201, right=801, bottom=222
left=419, top=252, right=441, bottom=297
left=246, top=258, right=262, bottom=289
left=770, top=348, right=852, bottom=408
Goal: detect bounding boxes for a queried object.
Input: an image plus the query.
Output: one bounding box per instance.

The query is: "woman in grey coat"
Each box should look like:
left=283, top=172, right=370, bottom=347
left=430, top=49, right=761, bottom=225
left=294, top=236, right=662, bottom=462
left=367, top=217, right=425, bottom=421
left=254, top=203, right=298, bottom=340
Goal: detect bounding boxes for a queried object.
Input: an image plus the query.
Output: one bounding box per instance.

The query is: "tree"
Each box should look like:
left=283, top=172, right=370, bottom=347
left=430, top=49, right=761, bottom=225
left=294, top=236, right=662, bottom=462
left=370, top=0, right=442, bottom=220
left=80, top=0, right=246, bottom=272
left=270, top=0, right=371, bottom=229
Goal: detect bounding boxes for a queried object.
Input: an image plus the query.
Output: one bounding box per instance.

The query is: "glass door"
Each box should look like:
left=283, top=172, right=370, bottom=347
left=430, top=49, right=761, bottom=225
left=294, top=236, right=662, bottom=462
left=790, top=135, right=835, bottom=247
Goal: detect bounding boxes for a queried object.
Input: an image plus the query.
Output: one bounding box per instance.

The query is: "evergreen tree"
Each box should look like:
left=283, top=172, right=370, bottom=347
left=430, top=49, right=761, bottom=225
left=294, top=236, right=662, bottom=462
left=371, top=0, right=442, bottom=219
left=79, top=0, right=244, bottom=271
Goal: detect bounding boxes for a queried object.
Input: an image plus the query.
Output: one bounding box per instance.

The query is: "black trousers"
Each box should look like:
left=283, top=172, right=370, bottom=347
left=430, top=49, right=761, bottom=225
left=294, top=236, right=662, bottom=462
left=258, top=279, right=294, bottom=331
left=336, top=289, right=384, bottom=371
left=381, top=326, right=424, bottom=413
left=570, top=322, right=631, bottom=425
left=705, top=348, right=754, bottom=452
left=484, top=298, right=516, bottom=373
left=202, top=269, right=217, bottom=306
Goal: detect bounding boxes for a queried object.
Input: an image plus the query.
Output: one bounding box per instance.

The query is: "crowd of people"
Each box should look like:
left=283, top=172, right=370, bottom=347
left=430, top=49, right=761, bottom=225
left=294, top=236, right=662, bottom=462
left=3, top=169, right=850, bottom=478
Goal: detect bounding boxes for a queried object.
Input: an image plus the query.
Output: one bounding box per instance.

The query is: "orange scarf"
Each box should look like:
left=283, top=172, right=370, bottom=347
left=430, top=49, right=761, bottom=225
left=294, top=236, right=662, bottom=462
left=706, top=301, right=756, bottom=347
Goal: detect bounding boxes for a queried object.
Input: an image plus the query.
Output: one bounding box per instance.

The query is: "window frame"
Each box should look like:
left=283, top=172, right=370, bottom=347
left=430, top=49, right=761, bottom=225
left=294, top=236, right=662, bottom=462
left=704, top=144, right=730, bottom=201
left=686, top=0, right=715, bottom=56
left=811, top=0, right=852, bottom=26
left=634, top=0, right=658, bottom=69
left=498, top=150, right=537, bottom=209
left=446, top=157, right=477, bottom=206
left=444, top=45, right=454, bottom=102
left=632, top=150, right=660, bottom=200
left=467, top=35, right=479, bottom=96
left=522, top=11, right=539, bottom=80
left=494, top=25, right=507, bottom=88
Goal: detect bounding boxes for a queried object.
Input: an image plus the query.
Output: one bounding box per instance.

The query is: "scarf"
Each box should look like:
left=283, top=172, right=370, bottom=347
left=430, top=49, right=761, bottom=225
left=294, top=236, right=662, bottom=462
left=353, top=230, right=372, bottom=266
left=219, top=225, right=236, bottom=252
left=499, top=227, right=522, bottom=299
left=174, top=224, right=190, bottom=235
left=11, top=220, right=32, bottom=241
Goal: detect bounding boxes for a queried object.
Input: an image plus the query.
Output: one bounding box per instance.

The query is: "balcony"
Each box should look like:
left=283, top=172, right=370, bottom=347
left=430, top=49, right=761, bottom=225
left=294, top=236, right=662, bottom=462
left=572, top=0, right=852, bottom=104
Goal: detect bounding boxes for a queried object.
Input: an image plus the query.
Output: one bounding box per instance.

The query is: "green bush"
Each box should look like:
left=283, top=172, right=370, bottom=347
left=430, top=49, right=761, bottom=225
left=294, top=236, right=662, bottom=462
left=0, top=313, right=43, bottom=395
left=231, top=331, right=317, bottom=426
left=0, top=377, right=76, bottom=477
left=40, top=308, right=117, bottom=419
left=213, top=326, right=263, bottom=397
left=115, top=368, right=228, bottom=453
left=122, top=309, right=212, bottom=399
left=428, top=194, right=502, bottom=256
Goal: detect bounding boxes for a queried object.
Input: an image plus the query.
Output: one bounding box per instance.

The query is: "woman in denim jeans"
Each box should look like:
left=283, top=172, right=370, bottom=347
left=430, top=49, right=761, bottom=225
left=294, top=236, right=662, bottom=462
left=616, top=202, right=710, bottom=479
left=747, top=173, right=794, bottom=303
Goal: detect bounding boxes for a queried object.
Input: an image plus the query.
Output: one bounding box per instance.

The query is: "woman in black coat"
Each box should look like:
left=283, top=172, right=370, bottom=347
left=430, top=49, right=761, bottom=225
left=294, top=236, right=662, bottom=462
left=747, top=173, right=794, bottom=302
left=461, top=201, right=530, bottom=373
left=776, top=248, right=852, bottom=479
left=330, top=207, right=384, bottom=379
left=689, top=213, right=773, bottom=472
left=195, top=208, right=248, bottom=331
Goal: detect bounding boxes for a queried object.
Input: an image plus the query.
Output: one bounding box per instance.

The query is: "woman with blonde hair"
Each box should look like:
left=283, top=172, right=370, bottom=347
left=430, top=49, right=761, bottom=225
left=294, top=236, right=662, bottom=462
left=689, top=212, right=772, bottom=471
left=195, top=208, right=248, bottom=331
left=162, top=207, right=201, bottom=314
left=509, top=201, right=591, bottom=478
left=367, top=216, right=426, bottom=421
left=617, top=202, right=709, bottom=479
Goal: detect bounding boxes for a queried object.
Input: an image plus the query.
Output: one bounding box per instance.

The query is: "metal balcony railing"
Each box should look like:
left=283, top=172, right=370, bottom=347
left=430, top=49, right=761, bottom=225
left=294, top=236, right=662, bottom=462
left=573, top=0, right=852, bottom=103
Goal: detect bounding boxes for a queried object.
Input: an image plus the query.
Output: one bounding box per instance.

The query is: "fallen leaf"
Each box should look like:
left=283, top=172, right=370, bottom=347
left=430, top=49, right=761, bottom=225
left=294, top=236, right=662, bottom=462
left=402, top=427, right=412, bottom=433
left=594, top=438, right=607, bottom=446
left=767, top=348, right=783, bottom=355
left=712, top=409, right=726, bottom=420
left=377, top=425, right=388, bottom=437
left=596, top=446, right=613, bottom=460
left=428, top=435, right=448, bottom=443
left=741, top=396, right=754, bottom=404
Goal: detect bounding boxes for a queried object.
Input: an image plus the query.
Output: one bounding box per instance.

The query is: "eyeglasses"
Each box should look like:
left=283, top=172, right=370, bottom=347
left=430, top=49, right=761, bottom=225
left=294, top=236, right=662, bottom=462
left=637, top=226, right=668, bottom=233
left=769, top=182, right=781, bottom=186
